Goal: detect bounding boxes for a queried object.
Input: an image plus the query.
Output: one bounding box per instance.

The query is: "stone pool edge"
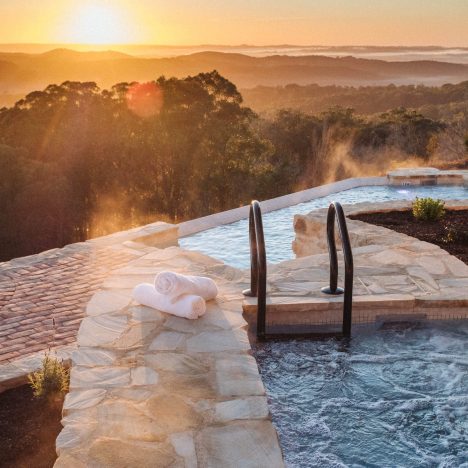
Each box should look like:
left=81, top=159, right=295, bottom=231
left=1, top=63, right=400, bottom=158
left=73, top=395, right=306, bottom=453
left=278, top=198, right=468, bottom=328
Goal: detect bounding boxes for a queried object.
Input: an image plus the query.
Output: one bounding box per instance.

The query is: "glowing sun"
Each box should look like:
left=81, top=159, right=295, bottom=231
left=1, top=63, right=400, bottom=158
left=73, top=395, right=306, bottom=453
left=68, top=4, right=130, bottom=44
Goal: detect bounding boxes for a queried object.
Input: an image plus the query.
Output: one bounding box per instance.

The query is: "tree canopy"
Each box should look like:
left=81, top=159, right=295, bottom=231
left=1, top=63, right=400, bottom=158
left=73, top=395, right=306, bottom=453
left=0, top=71, right=464, bottom=261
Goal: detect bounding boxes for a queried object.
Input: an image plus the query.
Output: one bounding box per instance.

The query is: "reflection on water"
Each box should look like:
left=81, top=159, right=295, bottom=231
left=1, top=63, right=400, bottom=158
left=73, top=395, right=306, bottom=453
left=180, top=185, right=467, bottom=268
left=253, top=321, right=468, bottom=468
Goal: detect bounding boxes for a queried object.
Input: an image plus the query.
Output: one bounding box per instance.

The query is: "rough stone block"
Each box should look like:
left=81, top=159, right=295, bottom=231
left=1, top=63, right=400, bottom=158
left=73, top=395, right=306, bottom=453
left=71, top=348, right=117, bottom=367
left=145, top=394, right=202, bottom=433
left=170, top=431, right=197, bottom=468
left=131, top=305, right=164, bottom=323
left=186, top=329, right=250, bottom=353
left=131, top=366, right=159, bottom=386
left=63, top=389, right=106, bottom=411
left=88, top=438, right=178, bottom=467
left=216, top=354, right=265, bottom=397
left=77, top=314, right=128, bottom=347
left=97, top=401, right=165, bottom=441
left=144, top=352, right=209, bottom=375
left=215, top=397, right=269, bottom=422
left=70, top=367, right=130, bottom=388
left=197, top=421, right=284, bottom=468
left=86, top=290, right=132, bottom=316
left=149, top=332, right=187, bottom=351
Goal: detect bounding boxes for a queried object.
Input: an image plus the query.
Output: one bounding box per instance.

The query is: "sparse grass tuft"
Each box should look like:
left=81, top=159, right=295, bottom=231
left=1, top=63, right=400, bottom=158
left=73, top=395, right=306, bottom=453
left=28, top=352, right=69, bottom=399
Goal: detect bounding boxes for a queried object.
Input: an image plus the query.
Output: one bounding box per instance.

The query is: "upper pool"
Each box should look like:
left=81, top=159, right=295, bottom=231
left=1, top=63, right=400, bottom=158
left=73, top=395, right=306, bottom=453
left=179, top=185, right=467, bottom=269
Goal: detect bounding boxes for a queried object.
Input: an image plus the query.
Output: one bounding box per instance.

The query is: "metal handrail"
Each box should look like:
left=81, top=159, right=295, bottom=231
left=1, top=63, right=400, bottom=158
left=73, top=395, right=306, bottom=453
left=321, top=202, right=354, bottom=337
left=243, top=200, right=267, bottom=339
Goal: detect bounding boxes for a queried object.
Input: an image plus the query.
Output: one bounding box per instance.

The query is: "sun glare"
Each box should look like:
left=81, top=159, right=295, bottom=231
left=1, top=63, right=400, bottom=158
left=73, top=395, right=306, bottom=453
left=68, top=4, right=128, bottom=44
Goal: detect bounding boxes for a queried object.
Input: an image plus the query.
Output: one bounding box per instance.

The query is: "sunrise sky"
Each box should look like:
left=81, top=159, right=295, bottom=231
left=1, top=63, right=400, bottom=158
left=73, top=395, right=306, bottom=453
left=0, top=0, right=467, bottom=46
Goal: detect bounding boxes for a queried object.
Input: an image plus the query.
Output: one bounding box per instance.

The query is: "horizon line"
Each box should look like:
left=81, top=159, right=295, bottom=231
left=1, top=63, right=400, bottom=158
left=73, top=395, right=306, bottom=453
left=1, top=42, right=468, bottom=49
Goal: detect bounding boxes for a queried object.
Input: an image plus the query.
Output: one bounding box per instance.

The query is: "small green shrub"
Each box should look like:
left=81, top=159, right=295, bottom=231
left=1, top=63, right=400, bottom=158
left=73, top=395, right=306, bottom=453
left=28, top=352, right=69, bottom=399
left=412, top=197, right=445, bottom=221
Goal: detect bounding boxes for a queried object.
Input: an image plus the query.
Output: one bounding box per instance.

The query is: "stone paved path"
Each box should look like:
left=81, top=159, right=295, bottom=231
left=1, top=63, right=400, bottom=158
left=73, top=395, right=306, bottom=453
left=55, top=246, right=284, bottom=468
left=0, top=243, right=144, bottom=364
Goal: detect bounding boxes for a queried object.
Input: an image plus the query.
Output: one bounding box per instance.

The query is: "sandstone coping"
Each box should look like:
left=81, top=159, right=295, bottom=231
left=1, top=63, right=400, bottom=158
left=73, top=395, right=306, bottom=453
left=177, top=176, right=386, bottom=237
left=87, top=221, right=178, bottom=249
left=293, top=199, right=468, bottom=258
left=177, top=169, right=467, bottom=239
left=387, top=167, right=468, bottom=186
left=55, top=246, right=284, bottom=468
left=246, top=199, right=468, bottom=329
left=0, top=168, right=464, bottom=463
left=0, top=174, right=393, bottom=389
left=55, top=205, right=468, bottom=466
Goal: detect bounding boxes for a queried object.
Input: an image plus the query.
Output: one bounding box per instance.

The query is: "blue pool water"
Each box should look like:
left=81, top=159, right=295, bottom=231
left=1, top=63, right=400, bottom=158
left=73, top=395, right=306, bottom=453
left=180, top=185, right=467, bottom=268
left=254, top=321, right=468, bottom=467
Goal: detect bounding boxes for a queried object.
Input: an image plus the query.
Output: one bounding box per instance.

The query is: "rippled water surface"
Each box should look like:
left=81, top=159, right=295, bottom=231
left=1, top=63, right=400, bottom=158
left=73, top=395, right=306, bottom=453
left=179, top=185, right=467, bottom=268
left=253, top=321, right=468, bottom=468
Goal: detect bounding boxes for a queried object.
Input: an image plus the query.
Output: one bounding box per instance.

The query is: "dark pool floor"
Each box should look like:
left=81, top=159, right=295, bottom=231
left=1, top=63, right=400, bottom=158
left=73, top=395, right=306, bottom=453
left=253, top=321, right=468, bottom=468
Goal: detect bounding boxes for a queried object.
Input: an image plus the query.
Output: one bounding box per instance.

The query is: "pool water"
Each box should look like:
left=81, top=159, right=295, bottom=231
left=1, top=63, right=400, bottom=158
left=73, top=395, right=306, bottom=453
left=254, top=320, right=468, bottom=467
left=179, top=185, right=467, bottom=269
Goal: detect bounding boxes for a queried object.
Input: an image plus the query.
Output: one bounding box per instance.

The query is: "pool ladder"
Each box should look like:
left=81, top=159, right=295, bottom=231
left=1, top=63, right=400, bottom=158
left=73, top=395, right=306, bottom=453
left=243, top=200, right=354, bottom=340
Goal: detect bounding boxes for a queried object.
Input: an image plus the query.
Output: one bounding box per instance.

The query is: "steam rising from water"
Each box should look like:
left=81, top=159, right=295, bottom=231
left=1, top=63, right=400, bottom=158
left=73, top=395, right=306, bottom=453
left=89, top=193, right=171, bottom=239
left=310, top=138, right=436, bottom=189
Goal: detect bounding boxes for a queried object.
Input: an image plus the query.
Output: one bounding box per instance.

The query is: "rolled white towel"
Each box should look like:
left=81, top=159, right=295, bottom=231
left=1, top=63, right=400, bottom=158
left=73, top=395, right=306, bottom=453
left=132, top=283, right=206, bottom=320
left=154, top=271, right=218, bottom=301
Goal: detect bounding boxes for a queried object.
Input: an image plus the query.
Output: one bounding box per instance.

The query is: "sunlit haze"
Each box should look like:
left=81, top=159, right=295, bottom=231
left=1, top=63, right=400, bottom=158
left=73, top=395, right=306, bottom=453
left=64, top=4, right=131, bottom=44
left=0, top=0, right=467, bottom=46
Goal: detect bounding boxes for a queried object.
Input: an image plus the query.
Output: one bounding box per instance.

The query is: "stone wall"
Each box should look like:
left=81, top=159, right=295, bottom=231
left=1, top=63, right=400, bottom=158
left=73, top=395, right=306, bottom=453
left=387, top=167, right=468, bottom=186
left=293, top=199, right=468, bottom=258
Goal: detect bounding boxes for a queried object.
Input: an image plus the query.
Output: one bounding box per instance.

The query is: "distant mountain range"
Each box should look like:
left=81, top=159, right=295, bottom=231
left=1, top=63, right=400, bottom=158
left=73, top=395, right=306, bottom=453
left=1, top=44, right=468, bottom=61
left=1, top=48, right=468, bottom=107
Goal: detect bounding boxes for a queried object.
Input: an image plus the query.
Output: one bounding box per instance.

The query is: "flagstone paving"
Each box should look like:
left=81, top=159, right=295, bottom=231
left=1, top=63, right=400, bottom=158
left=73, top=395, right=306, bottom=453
left=244, top=240, right=468, bottom=330
left=55, top=246, right=284, bottom=468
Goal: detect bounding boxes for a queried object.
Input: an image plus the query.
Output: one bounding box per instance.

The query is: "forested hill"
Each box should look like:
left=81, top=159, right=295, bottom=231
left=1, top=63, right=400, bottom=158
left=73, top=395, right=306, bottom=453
left=1, top=49, right=468, bottom=107
left=242, top=81, right=468, bottom=116
left=1, top=72, right=466, bottom=262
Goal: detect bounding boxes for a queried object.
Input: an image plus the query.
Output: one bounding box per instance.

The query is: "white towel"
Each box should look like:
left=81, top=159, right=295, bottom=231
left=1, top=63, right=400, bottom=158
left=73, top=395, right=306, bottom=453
left=132, top=283, right=206, bottom=320
left=154, top=271, right=218, bottom=301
